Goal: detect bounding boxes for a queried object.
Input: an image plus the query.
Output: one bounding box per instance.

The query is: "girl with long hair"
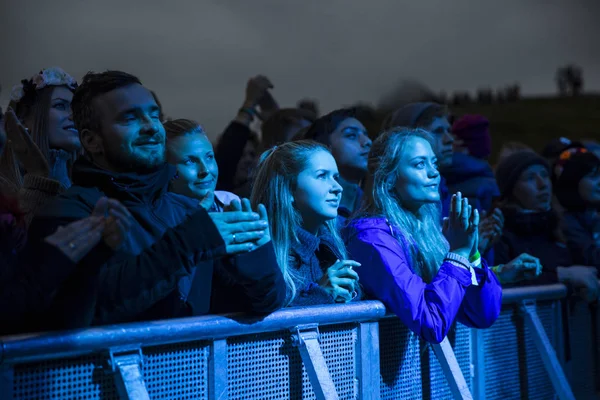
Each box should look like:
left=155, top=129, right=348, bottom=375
left=0, top=67, right=79, bottom=224
left=251, top=140, right=361, bottom=306
left=345, top=128, right=502, bottom=343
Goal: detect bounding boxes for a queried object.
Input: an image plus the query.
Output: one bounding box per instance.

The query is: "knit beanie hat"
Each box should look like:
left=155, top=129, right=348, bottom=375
left=553, top=148, right=600, bottom=211
left=451, top=114, right=491, bottom=159
left=495, top=150, right=549, bottom=199
left=541, top=137, right=583, bottom=160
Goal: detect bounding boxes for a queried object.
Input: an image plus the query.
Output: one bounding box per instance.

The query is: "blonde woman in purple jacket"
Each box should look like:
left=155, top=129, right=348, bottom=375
left=344, top=128, right=502, bottom=343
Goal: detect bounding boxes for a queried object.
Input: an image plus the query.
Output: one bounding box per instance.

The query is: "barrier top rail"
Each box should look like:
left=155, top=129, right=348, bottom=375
left=0, top=284, right=567, bottom=365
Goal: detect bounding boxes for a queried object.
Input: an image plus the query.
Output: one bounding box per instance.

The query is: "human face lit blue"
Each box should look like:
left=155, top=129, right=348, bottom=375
left=394, top=137, right=441, bottom=211
left=293, top=150, right=343, bottom=233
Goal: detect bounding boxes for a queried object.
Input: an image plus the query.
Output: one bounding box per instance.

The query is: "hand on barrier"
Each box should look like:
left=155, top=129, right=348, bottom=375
left=494, top=253, right=542, bottom=284
left=557, top=265, right=600, bottom=303
left=226, top=198, right=271, bottom=248
left=92, top=197, right=133, bottom=250
left=319, top=259, right=360, bottom=303
left=478, top=208, right=504, bottom=255
left=44, top=216, right=105, bottom=262
left=209, top=206, right=268, bottom=255
left=5, top=107, right=49, bottom=177
left=443, top=192, right=479, bottom=260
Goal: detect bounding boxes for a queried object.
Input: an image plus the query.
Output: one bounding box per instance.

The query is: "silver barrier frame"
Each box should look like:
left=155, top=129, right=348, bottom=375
left=1, top=285, right=595, bottom=399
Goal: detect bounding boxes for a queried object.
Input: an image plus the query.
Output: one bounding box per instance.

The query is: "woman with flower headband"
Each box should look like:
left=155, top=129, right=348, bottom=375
left=553, top=147, right=600, bottom=270
left=164, top=118, right=286, bottom=315
left=0, top=100, right=133, bottom=333
left=493, top=149, right=600, bottom=302
left=0, top=67, right=79, bottom=225
left=251, top=141, right=361, bottom=306
left=344, top=128, right=502, bottom=343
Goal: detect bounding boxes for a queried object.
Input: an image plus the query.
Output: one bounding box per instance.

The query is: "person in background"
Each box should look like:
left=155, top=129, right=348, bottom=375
left=495, top=141, right=535, bottom=166
left=23, top=70, right=272, bottom=330
left=553, top=148, right=600, bottom=270
left=494, top=150, right=599, bottom=301
left=541, top=137, right=583, bottom=167
left=304, top=108, right=372, bottom=220
left=215, top=75, right=278, bottom=195
left=0, top=68, right=80, bottom=225
left=165, top=118, right=286, bottom=313
left=1, top=67, right=79, bottom=191
left=583, top=140, right=600, bottom=159
left=260, top=108, right=315, bottom=151
left=345, top=128, right=502, bottom=343
left=445, top=114, right=499, bottom=213
left=0, top=197, right=132, bottom=334
left=251, top=141, right=361, bottom=306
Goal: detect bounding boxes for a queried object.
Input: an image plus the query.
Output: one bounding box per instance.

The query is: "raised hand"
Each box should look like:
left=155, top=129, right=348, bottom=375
left=4, top=107, right=49, bottom=177
left=478, top=208, right=504, bottom=254
left=228, top=198, right=271, bottom=248
left=44, top=217, right=105, bottom=263
left=243, top=75, right=274, bottom=109
left=443, top=192, right=479, bottom=259
left=91, top=197, right=133, bottom=250
left=209, top=208, right=268, bottom=255
left=319, top=259, right=361, bottom=303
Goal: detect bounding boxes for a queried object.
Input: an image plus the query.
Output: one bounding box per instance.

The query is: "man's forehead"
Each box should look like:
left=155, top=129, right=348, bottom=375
left=93, top=83, right=156, bottom=112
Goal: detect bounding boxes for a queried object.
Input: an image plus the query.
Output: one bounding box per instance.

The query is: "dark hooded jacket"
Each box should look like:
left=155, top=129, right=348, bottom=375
left=444, top=152, right=500, bottom=213
left=24, top=158, right=285, bottom=330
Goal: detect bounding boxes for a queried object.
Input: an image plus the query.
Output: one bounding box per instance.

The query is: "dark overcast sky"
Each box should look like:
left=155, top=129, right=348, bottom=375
left=1, top=0, right=599, bottom=139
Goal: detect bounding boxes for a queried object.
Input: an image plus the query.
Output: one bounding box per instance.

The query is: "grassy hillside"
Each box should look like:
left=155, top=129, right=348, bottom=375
left=368, top=94, right=600, bottom=163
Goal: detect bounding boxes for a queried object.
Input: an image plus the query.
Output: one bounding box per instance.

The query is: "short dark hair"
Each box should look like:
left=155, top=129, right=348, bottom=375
left=261, top=108, right=316, bottom=149
left=72, top=70, right=142, bottom=133
left=304, top=108, right=358, bottom=146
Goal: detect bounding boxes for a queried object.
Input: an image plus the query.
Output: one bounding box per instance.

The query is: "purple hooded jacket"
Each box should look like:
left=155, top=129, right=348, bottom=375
left=344, top=217, right=502, bottom=343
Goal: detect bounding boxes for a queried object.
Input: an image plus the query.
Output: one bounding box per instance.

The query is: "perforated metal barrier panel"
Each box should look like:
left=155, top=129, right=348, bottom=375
left=143, top=340, right=209, bottom=400
left=483, top=301, right=559, bottom=400
left=2, top=295, right=598, bottom=400
left=227, top=324, right=357, bottom=399
left=567, top=301, right=598, bottom=400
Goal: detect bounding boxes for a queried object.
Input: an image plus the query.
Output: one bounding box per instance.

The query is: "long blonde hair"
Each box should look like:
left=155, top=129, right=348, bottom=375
left=251, top=140, right=347, bottom=303
left=357, top=128, right=448, bottom=282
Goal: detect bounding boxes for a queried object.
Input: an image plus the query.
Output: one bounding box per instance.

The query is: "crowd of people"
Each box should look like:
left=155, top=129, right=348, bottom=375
left=0, top=68, right=599, bottom=344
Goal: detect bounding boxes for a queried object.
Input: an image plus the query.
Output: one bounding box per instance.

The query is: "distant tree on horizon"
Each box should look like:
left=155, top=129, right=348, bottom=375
left=556, top=64, right=583, bottom=96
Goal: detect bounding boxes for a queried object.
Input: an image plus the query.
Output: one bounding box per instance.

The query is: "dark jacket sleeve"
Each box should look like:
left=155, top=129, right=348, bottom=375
left=26, top=203, right=226, bottom=328
left=215, top=121, right=252, bottom=192
left=0, top=243, right=77, bottom=331
left=19, top=174, right=65, bottom=228
left=94, top=208, right=226, bottom=324
left=562, top=213, right=600, bottom=269
left=210, top=241, right=286, bottom=314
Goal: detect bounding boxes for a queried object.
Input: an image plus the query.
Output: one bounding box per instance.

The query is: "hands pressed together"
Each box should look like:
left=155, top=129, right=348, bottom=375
left=44, top=197, right=133, bottom=262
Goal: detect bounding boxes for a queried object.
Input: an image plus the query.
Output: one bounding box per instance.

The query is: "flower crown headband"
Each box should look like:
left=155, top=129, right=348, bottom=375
left=10, top=67, right=77, bottom=103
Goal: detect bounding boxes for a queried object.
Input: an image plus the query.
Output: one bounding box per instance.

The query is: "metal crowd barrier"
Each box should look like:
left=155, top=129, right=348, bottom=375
left=0, top=284, right=598, bottom=399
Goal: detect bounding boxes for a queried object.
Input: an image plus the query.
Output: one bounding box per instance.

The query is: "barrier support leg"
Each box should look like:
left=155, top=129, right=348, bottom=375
left=521, top=300, right=575, bottom=400
left=208, top=339, right=228, bottom=400
left=108, top=346, right=149, bottom=400
left=431, top=337, right=473, bottom=400
left=357, top=321, right=380, bottom=400
left=292, top=324, right=339, bottom=400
